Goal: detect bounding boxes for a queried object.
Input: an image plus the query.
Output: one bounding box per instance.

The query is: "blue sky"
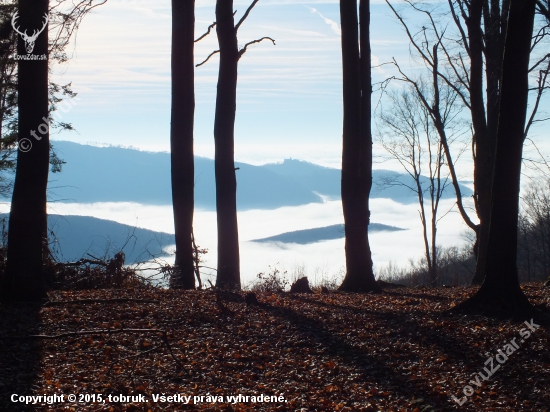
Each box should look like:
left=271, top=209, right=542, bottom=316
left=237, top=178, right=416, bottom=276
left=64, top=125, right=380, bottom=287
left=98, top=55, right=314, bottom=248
left=49, top=0, right=550, bottom=175
left=50, top=0, right=412, bottom=168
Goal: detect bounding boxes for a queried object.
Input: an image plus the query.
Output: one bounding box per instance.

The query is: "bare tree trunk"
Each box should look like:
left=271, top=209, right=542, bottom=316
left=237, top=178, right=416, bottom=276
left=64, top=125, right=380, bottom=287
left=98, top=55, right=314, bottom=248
left=430, top=200, right=437, bottom=285
left=214, top=0, right=240, bottom=290
left=338, top=0, right=380, bottom=293
left=457, top=0, right=536, bottom=313
left=431, top=223, right=437, bottom=284
left=469, top=0, right=508, bottom=285
left=461, top=0, right=508, bottom=285
left=170, top=0, right=195, bottom=289
left=0, top=0, right=49, bottom=302
left=377, top=86, right=449, bottom=287
left=466, top=0, right=490, bottom=284
left=430, top=143, right=443, bottom=285
left=417, top=182, right=433, bottom=283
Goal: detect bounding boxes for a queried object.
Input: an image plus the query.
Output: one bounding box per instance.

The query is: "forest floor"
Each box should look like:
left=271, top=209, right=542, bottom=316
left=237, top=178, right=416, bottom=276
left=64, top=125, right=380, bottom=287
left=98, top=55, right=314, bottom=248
left=0, top=284, right=549, bottom=411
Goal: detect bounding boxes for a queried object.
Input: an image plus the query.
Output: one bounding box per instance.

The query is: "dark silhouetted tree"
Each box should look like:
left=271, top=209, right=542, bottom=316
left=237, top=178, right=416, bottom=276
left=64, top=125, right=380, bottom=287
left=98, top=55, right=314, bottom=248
left=197, top=0, right=273, bottom=290
left=460, top=0, right=511, bottom=285
left=386, top=0, right=550, bottom=286
left=0, top=0, right=107, bottom=301
left=0, top=0, right=50, bottom=302
left=0, top=3, right=18, bottom=196
left=170, top=0, right=195, bottom=289
left=338, top=0, right=380, bottom=292
left=457, top=0, right=537, bottom=314
left=213, top=0, right=240, bottom=290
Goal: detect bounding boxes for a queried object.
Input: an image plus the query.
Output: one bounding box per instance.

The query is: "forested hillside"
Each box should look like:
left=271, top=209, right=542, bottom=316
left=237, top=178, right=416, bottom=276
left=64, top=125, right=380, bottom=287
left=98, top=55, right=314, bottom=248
left=43, top=141, right=473, bottom=209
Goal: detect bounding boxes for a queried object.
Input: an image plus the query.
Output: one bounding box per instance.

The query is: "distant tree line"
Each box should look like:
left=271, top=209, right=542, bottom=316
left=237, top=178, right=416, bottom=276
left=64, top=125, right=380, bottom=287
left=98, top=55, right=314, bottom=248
left=377, top=245, right=476, bottom=287
left=380, top=176, right=550, bottom=287
left=517, top=177, right=550, bottom=283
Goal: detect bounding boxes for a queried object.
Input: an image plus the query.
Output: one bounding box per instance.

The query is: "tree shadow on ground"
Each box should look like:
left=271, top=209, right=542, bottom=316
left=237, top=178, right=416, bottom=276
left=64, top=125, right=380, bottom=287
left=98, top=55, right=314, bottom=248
left=0, top=303, right=43, bottom=411
left=259, top=302, right=457, bottom=410
left=260, top=293, right=550, bottom=410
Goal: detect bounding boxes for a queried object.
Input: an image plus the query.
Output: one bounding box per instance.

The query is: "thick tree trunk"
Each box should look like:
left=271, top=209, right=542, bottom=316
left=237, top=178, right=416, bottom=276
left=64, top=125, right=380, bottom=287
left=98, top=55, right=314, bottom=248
left=214, top=0, right=240, bottom=290
left=470, top=0, right=507, bottom=285
left=458, top=0, right=536, bottom=314
left=338, top=0, right=380, bottom=293
left=0, top=0, right=49, bottom=302
left=170, top=0, right=195, bottom=289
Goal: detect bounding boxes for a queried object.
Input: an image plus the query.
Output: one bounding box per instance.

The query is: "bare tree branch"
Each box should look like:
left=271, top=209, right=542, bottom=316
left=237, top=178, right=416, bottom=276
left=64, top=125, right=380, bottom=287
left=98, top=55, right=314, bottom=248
left=191, top=230, right=202, bottom=289
left=529, top=53, right=550, bottom=72
left=537, top=0, right=550, bottom=21
left=196, top=50, right=220, bottom=67
left=386, top=1, right=471, bottom=110
left=0, top=327, right=187, bottom=370
left=0, top=328, right=166, bottom=340
left=525, top=59, right=550, bottom=137
left=390, top=58, right=478, bottom=233
left=447, top=0, right=470, bottom=57
left=525, top=137, right=550, bottom=175
left=195, top=22, right=216, bottom=43
left=235, top=0, right=260, bottom=32
left=44, top=298, right=160, bottom=306
left=49, top=0, right=109, bottom=62
left=196, top=6, right=273, bottom=65
left=238, top=36, right=275, bottom=58
left=531, top=24, right=550, bottom=51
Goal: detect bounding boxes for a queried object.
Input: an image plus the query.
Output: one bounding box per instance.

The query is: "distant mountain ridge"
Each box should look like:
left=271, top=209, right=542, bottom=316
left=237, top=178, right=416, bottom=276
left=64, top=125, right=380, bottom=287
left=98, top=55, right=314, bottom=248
left=263, top=158, right=469, bottom=202
left=47, top=141, right=318, bottom=210
left=0, top=213, right=175, bottom=264
left=41, top=141, right=472, bottom=210
left=251, top=223, right=405, bottom=245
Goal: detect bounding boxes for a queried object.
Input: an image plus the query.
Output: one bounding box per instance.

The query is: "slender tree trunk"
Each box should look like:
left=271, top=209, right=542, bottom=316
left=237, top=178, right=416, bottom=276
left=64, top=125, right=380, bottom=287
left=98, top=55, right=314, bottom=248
left=0, top=0, right=49, bottom=302
left=458, top=0, right=536, bottom=313
left=170, top=0, right=195, bottom=289
left=467, top=0, right=489, bottom=284
left=417, top=186, right=433, bottom=283
left=214, top=0, right=240, bottom=290
left=430, top=146, right=442, bottom=285
left=339, top=0, right=380, bottom=292
left=431, top=213, right=437, bottom=284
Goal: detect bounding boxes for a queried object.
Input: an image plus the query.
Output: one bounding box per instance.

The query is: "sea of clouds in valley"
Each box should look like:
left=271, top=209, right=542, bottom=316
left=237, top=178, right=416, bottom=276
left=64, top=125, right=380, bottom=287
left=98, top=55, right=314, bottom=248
left=39, top=197, right=473, bottom=287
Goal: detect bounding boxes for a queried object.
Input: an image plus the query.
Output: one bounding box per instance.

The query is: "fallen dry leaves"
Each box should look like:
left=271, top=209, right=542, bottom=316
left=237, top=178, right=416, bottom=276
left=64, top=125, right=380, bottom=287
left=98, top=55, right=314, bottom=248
left=0, top=284, right=549, bottom=411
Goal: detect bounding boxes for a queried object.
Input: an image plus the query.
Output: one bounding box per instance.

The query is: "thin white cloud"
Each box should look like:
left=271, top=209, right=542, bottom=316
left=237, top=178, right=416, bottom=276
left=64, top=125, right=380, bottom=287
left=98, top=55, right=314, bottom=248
left=196, top=0, right=340, bottom=6
left=309, top=7, right=341, bottom=36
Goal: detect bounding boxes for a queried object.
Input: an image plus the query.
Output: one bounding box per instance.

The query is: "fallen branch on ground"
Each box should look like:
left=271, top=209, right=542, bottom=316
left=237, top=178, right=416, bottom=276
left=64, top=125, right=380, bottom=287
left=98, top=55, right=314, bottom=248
left=44, top=298, right=160, bottom=306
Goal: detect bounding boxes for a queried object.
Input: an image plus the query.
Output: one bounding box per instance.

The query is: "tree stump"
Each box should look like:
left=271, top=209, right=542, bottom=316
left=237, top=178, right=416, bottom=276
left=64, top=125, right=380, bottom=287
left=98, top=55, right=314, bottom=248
left=290, top=277, right=313, bottom=293
left=245, top=292, right=261, bottom=306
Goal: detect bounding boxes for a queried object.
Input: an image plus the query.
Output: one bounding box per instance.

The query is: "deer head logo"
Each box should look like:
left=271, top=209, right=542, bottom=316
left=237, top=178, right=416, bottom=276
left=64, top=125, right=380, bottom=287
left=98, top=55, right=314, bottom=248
left=11, top=12, right=48, bottom=54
